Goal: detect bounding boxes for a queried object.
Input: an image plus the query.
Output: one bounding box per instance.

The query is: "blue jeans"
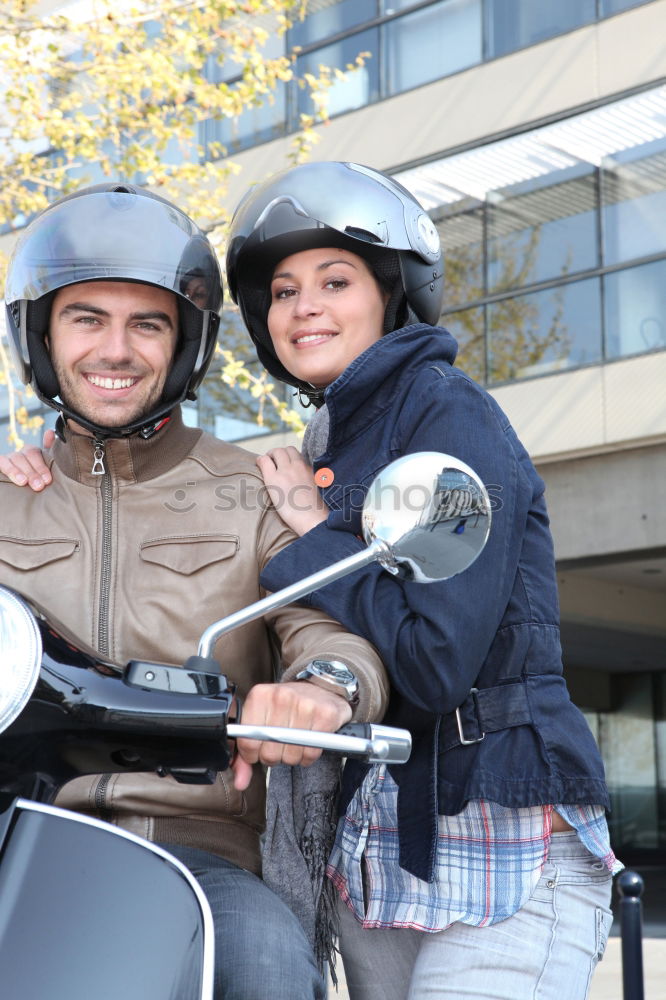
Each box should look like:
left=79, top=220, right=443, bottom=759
left=337, top=832, right=613, bottom=1000
left=159, top=843, right=325, bottom=1000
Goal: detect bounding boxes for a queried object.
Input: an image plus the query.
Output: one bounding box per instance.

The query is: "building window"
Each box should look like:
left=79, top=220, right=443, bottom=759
left=200, top=88, right=287, bottom=157
left=599, top=0, right=654, bottom=14
left=487, top=277, right=602, bottom=383
left=604, top=258, right=666, bottom=360
left=486, top=165, right=598, bottom=291
left=384, top=0, right=481, bottom=96
left=437, top=203, right=484, bottom=307
left=442, top=305, right=486, bottom=382
left=200, top=30, right=288, bottom=156
left=295, top=28, right=379, bottom=119
left=484, top=0, right=596, bottom=60
left=601, top=137, right=666, bottom=267
left=289, top=0, right=376, bottom=48
left=190, top=312, right=289, bottom=442
left=0, top=395, right=55, bottom=452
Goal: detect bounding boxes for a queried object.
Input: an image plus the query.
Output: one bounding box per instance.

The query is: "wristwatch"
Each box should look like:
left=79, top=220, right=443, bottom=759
left=295, top=659, right=360, bottom=707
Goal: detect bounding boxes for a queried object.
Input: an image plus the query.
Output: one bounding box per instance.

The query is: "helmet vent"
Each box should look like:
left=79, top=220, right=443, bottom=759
left=344, top=226, right=382, bottom=244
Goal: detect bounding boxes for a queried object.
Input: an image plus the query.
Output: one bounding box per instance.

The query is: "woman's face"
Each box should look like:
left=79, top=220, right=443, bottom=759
left=267, top=246, right=389, bottom=388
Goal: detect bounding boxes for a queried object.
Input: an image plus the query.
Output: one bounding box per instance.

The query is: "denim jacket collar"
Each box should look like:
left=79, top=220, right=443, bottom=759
left=322, top=324, right=458, bottom=452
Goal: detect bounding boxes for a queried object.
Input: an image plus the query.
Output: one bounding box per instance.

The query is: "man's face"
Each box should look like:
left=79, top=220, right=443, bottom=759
left=48, top=281, right=179, bottom=431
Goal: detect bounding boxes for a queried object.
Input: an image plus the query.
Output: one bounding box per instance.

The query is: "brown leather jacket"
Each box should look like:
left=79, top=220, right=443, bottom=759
left=0, top=409, right=388, bottom=873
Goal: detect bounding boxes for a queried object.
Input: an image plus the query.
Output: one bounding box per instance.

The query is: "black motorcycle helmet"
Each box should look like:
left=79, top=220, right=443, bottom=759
left=225, top=161, right=444, bottom=398
left=4, top=183, right=223, bottom=438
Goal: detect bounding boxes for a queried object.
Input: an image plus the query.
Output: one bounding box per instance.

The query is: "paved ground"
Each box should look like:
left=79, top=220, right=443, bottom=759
left=327, top=934, right=666, bottom=999
left=589, top=936, right=665, bottom=1000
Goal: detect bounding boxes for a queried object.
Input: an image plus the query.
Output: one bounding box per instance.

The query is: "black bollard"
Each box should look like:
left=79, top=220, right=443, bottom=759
left=618, top=870, right=645, bottom=1000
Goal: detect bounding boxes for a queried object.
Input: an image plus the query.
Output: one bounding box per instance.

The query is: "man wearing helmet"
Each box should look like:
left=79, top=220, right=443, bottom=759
left=0, top=183, right=389, bottom=1000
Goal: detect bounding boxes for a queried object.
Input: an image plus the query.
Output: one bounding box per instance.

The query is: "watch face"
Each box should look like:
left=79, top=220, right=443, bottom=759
left=312, top=660, right=355, bottom=683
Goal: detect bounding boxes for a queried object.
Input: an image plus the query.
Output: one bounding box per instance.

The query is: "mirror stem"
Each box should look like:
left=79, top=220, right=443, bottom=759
left=198, top=538, right=391, bottom=657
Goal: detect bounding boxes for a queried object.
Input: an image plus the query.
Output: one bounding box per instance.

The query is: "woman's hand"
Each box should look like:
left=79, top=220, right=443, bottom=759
left=0, top=429, right=55, bottom=490
left=256, top=446, right=328, bottom=536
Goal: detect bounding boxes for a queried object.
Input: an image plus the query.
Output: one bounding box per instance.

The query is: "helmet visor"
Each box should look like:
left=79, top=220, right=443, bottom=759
left=5, top=189, right=222, bottom=313
left=228, top=161, right=440, bottom=267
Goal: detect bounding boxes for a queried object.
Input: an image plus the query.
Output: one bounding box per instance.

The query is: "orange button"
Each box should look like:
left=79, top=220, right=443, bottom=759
left=315, top=467, right=334, bottom=487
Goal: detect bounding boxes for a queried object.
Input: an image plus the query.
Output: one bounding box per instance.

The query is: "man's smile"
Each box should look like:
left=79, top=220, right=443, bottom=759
left=85, top=374, right=141, bottom=391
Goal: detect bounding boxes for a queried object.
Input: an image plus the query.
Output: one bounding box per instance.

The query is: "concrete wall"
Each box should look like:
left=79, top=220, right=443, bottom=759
left=543, top=443, right=666, bottom=561
left=492, top=352, right=666, bottom=463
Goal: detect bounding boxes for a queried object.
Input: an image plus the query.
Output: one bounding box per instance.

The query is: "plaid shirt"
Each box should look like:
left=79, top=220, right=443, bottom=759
left=327, top=765, right=620, bottom=931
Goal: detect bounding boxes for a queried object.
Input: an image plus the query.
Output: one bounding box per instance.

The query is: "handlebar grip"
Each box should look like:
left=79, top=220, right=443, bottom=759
left=225, top=722, right=411, bottom=764
left=337, top=723, right=412, bottom=764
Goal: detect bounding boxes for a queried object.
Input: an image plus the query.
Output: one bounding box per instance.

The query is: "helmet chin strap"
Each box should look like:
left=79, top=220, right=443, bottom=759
left=52, top=399, right=175, bottom=441
left=296, top=384, right=326, bottom=409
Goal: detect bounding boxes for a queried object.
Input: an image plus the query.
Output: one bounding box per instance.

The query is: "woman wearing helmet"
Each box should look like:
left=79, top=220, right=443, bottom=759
left=227, top=161, right=619, bottom=1000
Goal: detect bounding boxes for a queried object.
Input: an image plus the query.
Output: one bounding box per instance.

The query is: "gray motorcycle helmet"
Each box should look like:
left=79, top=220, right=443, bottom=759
left=4, top=183, right=223, bottom=438
left=226, top=161, right=444, bottom=396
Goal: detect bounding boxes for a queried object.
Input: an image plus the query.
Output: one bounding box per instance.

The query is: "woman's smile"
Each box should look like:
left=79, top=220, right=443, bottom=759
left=291, top=329, right=338, bottom=347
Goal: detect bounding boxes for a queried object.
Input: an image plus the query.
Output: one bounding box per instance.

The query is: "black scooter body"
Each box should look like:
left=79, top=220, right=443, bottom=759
left=0, top=798, right=213, bottom=999
left=0, top=591, right=229, bottom=1000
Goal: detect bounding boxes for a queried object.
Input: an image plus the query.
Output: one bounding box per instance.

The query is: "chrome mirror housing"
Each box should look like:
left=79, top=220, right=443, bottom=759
left=361, top=452, right=491, bottom=582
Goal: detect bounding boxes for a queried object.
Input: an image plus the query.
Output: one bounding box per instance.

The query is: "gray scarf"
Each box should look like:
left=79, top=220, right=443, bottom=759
left=301, top=404, right=330, bottom=467
left=262, top=403, right=342, bottom=980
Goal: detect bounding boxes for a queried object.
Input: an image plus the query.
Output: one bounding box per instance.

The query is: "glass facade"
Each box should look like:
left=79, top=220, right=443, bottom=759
left=197, top=0, right=656, bottom=155
left=486, top=166, right=599, bottom=291
left=398, top=86, right=666, bottom=385
left=574, top=670, right=666, bottom=861
left=0, top=391, right=56, bottom=453
left=487, top=277, right=602, bottom=382
left=484, top=0, right=595, bottom=60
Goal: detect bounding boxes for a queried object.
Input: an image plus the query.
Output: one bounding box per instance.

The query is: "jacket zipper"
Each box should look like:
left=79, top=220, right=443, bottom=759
left=93, top=437, right=113, bottom=657
left=91, top=439, right=106, bottom=476
left=94, top=772, right=113, bottom=820
left=91, top=438, right=114, bottom=817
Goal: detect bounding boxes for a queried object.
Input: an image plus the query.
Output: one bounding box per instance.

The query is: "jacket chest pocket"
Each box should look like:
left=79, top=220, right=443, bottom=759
left=0, top=537, right=80, bottom=572
left=139, top=533, right=239, bottom=575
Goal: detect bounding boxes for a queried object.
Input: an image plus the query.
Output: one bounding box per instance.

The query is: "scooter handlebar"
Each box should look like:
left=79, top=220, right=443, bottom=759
left=225, top=721, right=411, bottom=765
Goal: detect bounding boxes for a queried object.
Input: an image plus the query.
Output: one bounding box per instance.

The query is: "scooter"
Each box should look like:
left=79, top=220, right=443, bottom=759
left=0, top=451, right=490, bottom=1000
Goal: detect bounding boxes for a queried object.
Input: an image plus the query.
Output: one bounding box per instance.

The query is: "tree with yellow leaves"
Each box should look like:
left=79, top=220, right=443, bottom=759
left=0, top=0, right=366, bottom=445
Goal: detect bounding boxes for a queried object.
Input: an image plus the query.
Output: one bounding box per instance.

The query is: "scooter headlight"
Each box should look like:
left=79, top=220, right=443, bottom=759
left=0, top=586, right=42, bottom=732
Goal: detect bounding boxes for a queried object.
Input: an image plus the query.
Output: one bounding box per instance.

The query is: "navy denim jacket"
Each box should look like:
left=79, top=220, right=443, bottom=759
left=261, top=324, right=609, bottom=881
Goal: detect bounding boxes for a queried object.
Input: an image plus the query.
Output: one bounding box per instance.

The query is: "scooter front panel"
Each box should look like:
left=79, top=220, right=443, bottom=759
left=0, top=800, right=214, bottom=1000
